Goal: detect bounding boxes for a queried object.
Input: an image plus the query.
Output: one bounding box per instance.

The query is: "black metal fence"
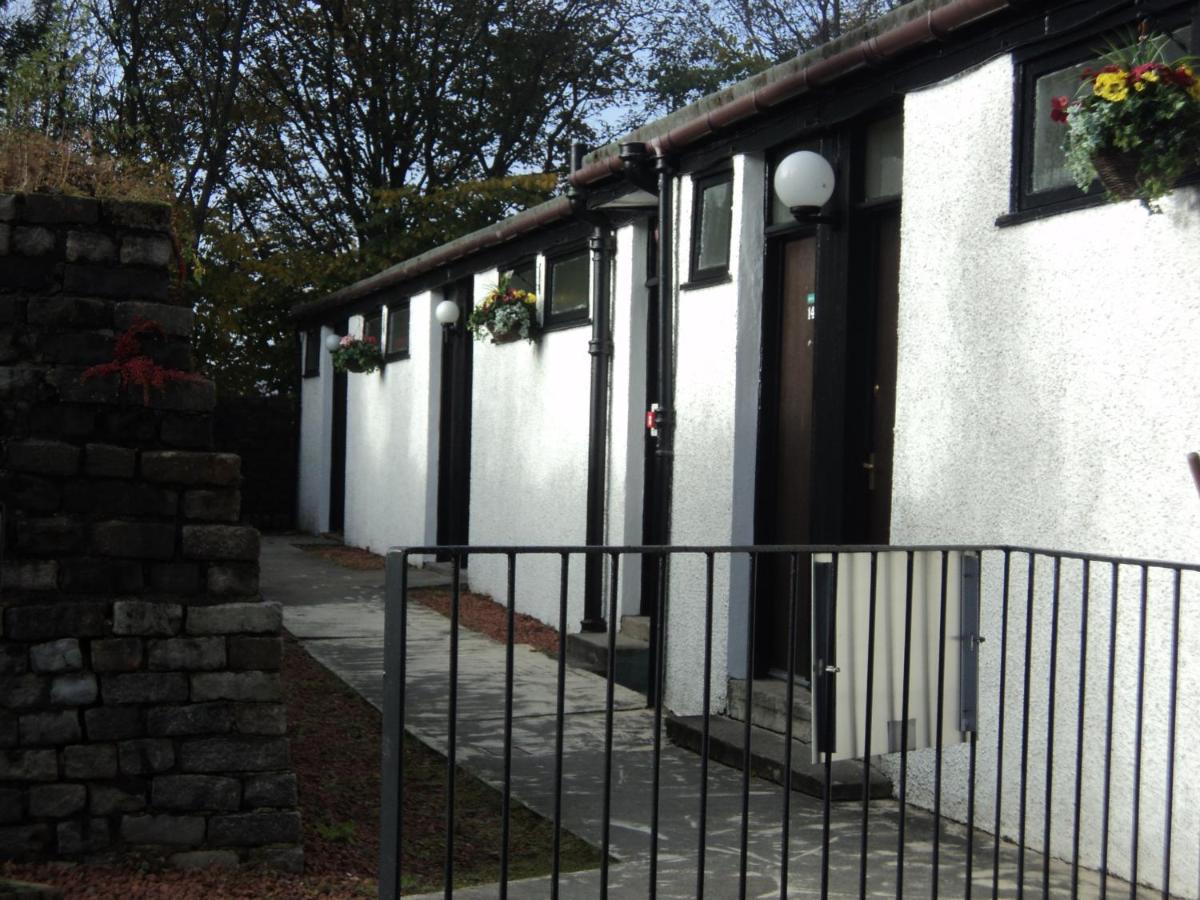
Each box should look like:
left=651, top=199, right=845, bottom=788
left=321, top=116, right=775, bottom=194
left=379, top=544, right=1200, bottom=899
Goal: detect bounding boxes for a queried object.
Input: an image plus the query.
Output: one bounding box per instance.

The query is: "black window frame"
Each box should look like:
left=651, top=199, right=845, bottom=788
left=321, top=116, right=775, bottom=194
left=502, top=257, right=538, bottom=296
left=363, top=307, right=383, bottom=347
left=686, top=166, right=734, bottom=287
left=302, top=327, right=320, bottom=378
left=543, top=243, right=591, bottom=331
left=1006, top=3, right=1197, bottom=224
left=385, top=299, right=410, bottom=361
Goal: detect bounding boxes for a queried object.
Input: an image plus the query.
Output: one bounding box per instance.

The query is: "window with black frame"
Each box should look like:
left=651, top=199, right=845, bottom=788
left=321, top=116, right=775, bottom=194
left=363, top=308, right=383, bottom=347
left=1012, top=17, right=1194, bottom=217
left=386, top=301, right=409, bottom=360
left=302, top=328, right=320, bottom=377
left=502, top=258, right=537, bottom=295
left=688, top=168, right=733, bottom=283
left=544, top=246, right=589, bottom=329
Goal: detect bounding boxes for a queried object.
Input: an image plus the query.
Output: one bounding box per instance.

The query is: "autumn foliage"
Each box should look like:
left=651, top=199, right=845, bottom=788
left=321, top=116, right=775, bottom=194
left=81, top=318, right=204, bottom=404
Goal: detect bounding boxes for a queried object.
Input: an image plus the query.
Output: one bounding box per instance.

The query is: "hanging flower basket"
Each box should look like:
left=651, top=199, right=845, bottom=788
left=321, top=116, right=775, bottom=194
left=1051, top=29, right=1200, bottom=212
left=331, top=335, right=383, bottom=374
left=467, top=277, right=538, bottom=345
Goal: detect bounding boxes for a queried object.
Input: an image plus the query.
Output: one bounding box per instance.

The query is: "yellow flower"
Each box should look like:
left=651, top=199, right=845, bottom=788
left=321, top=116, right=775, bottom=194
left=1094, top=71, right=1129, bottom=102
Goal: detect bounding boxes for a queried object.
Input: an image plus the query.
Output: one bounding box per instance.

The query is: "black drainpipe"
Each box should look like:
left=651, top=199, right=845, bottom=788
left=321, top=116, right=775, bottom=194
left=571, top=142, right=614, bottom=633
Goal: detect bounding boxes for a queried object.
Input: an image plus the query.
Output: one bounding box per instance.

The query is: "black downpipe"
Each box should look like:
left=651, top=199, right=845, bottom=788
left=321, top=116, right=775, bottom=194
left=573, top=143, right=614, bottom=633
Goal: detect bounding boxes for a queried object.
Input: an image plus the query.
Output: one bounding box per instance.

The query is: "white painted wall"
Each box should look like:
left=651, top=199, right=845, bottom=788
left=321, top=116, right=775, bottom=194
left=885, top=54, right=1200, bottom=896
left=340, top=291, right=442, bottom=556
left=665, top=154, right=764, bottom=717
left=297, top=325, right=334, bottom=533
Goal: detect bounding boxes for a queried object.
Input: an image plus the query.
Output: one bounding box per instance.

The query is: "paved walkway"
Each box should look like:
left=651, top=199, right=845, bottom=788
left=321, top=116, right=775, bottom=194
left=262, top=536, right=1148, bottom=898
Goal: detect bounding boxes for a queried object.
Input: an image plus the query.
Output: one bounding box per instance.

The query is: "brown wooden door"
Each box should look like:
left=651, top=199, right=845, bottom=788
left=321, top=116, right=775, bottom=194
left=761, top=235, right=817, bottom=677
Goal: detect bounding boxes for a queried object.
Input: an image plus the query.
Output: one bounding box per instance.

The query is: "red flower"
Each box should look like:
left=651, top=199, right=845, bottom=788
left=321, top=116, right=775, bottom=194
left=1170, top=66, right=1195, bottom=87
left=1050, top=95, right=1070, bottom=124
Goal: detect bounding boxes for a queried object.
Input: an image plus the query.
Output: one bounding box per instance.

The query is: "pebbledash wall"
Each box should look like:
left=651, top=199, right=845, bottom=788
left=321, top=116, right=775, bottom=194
left=0, top=192, right=301, bottom=869
left=295, top=33, right=1200, bottom=900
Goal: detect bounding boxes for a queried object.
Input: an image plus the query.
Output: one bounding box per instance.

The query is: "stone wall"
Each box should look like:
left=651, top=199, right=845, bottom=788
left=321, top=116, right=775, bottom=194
left=0, top=192, right=301, bottom=869
left=213, top=396, right=298, bottom=532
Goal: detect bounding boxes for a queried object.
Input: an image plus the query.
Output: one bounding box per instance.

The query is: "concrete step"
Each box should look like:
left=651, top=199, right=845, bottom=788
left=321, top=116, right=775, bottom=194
left=620, top=615, right=650, bottom=643
left=565, top=631, right=649, bottom=694
left=727, top=678, right=811, bottom=735
left=666, top=714, right=893, bottom=801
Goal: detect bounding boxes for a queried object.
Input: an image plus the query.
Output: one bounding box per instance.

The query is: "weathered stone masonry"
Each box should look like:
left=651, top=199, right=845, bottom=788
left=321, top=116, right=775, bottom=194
left=0, top=192, right=301, bottom=869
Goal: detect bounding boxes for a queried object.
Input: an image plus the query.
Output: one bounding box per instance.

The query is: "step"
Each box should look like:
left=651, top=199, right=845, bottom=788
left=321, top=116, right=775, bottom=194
left=620, top=615, right=651, bottom=643
left=727, top=678, right=811, bottom=736
left=666, top=714, right=893, bottom=801
left=565, top=631, right=649, bottom=694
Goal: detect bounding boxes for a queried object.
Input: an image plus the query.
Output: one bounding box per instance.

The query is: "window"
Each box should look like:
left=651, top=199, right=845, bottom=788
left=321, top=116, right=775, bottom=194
left=502, top=258, right=537, bottom=295
left=363, top=308, right=383, bottom=346
left=1013, top=18, right=1193, bottom=216
left=386, top=301, right=409, bottom=359
left=544, top=246, right=589, bottom=329
left=689, top=169, right=733, bottom=283
left=302, top=328, right=320, bottom=377
left=863, top=115, right=903, bottom=201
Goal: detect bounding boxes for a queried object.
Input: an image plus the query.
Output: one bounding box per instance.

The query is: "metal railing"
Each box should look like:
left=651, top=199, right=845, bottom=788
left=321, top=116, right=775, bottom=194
left=379, top=544, right=1200, bottom=899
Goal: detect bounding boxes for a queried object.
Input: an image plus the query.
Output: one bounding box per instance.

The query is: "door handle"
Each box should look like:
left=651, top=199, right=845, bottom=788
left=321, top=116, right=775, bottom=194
left=862, top=453, right=876, bottom=491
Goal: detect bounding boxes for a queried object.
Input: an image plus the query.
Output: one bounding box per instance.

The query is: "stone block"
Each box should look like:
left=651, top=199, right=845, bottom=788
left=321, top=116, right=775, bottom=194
left=117, top=738, right=174, bottom=775
left=113, top=300, right=193, bottom=337
left=149, top=379, right=216, bottom=413
left=120, top=813, right=204, bottom=847
left=160, top=414, right=213, bottom=449
left=232, top=703, right=287, bottom=736
left=29, top=639, right=82, bottom=674
left=19, top=711, right=81, bottom=745
left=148, top=563, right=200, bottom=595
left=92, top=520, right=176, bottom=560
left=148, top=637, right=225, bottom=671
left=249, top=845, right=304, bottom=874
left=102, top=673, right=188, bottom=705
left=191, top=672, right=279, bottom=703
left=0, top=787, right=21, bottom=823
left=57, top=817, right=110, bottom=855
left=0, top=560, right=58, bottom=591
left=0, top=222, right=8, bottom=255
left=120, top=235, right=172, bottom=268
left=0, top=255, right=55, bottom=290
left=179, top=736, right=288, bottom=773
left=12, top=225, right=55, bottom=256
left=23, top=193, right=99, bottom=225
left=112, top=600, right=183, bottom=637
left=59, top=559, right=143, bottom=594
left=152, top=774, right=239, bottom=812
left=84, top=706, right=142, bottom=741
left=146, top=703, right=232, bottom=737
left=242, top=772, right=297, bottom=809
left=5, top=603, right=106, bottom=641
left=90, top=638, right=143, bottom=673
left=16, top=518, right=84, bottom=556
left=183, top=490, right=241, bottom=523
left=66, top=480, right=177, bottom=518
left=84, top=443, right=136, bottom=478
left=0, top=749, right=58, bottom=781
left=29, top=784, right=87, bottom=818
left=90, top=781, right=147, bottom=815
left=182, top=525, right=258, bottom=562
left=5, top=439, right=80, bottom=476
left=0, top=675, right=48, bottom=710
left=169, top=849, right=240, bottom=870
left=206, top=564, right=258, bottom=598
left=36, top=330, right=115, bottom=366
left=51, top=366, right=119, bottom=405
left=0, top=646, right=27, bottom=675
left=141, top=451, right=239, bottom=486
left=0, top=194, right=13, bottom=220
left=0, top=473, right=59, bottom=513
left=26, top=296, right=109, bottom=329
left=227, top=637, right=282, bottom=672
left=66, top=230, right=117, bottom=263
left=51, top=673, right=98, bottom=706
left=0, top=823, right=51, bottom=854
left=0, top=711, right=17, bottom=748
left=63, top=264, right=169, bottom=301
left=63, top=744, right=118, bottom=779
left=28, top=403, right=96, bottom=439
left=103, top=199, right=172, bottom=231
left=99, top=406, right=156, bottom=443
left=186, top=602, right=279, bottom=637
left=208, top=811, right=300, bottom=846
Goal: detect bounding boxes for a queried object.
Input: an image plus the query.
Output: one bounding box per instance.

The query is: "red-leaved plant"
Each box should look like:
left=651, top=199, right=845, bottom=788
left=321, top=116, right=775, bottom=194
left=82, top=317, right=203, bottom=404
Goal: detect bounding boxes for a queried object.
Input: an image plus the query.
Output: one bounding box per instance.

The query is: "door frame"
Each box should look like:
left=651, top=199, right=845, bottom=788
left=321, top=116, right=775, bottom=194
left=436, top=279, right=474, bottom=562
left=328, top=317, right=349, bottom=534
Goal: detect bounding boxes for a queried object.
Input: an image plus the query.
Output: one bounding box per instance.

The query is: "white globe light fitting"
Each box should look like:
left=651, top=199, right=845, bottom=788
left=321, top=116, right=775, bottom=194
left=435, top=299, right=461, bottom=326
left=324, top=333, right=342, bottom=352
left=773, top=150, right=836, bottom=217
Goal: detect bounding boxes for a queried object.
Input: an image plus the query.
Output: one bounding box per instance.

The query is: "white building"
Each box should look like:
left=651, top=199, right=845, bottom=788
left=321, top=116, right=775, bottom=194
left=294, top=1, right=1200, bottom=894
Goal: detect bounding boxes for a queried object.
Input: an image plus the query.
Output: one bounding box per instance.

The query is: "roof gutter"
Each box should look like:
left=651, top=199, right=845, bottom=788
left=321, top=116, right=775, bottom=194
left=568, top=0, right=1015, bottom=188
